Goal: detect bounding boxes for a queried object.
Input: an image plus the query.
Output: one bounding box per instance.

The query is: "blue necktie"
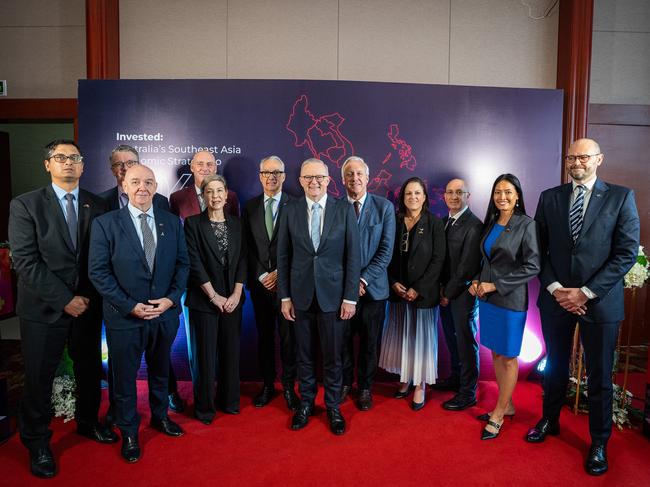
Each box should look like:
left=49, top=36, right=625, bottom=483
left=64, top=193, right=77, bottom=250
left=569, top=184, right=586, bottom=242
left=310, top=202, right=321, bottom=251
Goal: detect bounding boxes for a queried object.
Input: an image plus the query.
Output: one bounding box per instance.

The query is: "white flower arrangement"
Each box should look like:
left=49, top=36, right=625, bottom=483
left=624, top=245, right=649, bottom=289
left=52, top=375, right=76, bottom=422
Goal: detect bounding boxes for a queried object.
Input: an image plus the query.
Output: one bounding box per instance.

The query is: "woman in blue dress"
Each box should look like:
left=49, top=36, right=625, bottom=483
left=470, top=173, right=540, bottom=440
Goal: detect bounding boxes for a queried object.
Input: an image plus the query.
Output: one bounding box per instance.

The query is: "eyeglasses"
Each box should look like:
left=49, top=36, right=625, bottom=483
left=260, top=170, right=285, bottom=178
left=111, top=160, right=138, bottom=169
left=300, top=175, right=327, bottom=183
left=50, top=154, right=83, bottom=164
left=444, top=190, right=469, bottom=197
left=564, top=153, right=600, bottom=164
left=400, top=231, right=409, bottom=253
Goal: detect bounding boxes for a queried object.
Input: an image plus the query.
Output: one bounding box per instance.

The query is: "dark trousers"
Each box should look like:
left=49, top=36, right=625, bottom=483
left=439, top=291, right=479, bottom=398
left=190, top=307, right=241, bottom=421
left=105, top=318, right=178, bottom=437
left=250, top=283, right=296, bottom=388
left=294, top=297, right=346, bottom=410
left=541, top=309, right=619, bottom=444
left=18, top=310, right=103, bottom=451
left=342, top=298, right=386, bottom=390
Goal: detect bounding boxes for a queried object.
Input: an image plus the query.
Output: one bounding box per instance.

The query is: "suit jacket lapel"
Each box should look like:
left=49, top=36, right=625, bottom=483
left=557, top=184, right=573, bottom=242
left=319, top=198, right=337, bottom=250
left=45, top=186, right=76, bottom=254
left=358, top=195, right=370, bottom=233
left=409, top=212, right=427, bottom=256
left=271, top=193, right=289, bottom=243
left=118, top=207, right=150, bottom=271
left=199, top=211, right=223, bottom=264
left=251, top=195, right=268, bottom=245
left=77, top=190, right=92, bottom=246
left=578, top=179, right=608, bottom=242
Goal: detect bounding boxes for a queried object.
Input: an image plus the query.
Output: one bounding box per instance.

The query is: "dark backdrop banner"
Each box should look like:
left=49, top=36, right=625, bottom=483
left=78, top=79, right=563, bottom=381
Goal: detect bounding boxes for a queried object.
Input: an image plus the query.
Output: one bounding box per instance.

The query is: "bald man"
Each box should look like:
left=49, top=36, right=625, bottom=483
left=170, top=150, right=240, bottom=219
left=528, top=138, right=639, bottom=476
left=89, top=164, right=189, bottom=463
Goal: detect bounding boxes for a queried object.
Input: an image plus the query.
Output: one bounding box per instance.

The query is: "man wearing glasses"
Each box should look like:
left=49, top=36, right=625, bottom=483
left=435, top=179, right=483, bottom=412
left=242, top=156, right=299, bottom=410
left=277, top=158, right=360, bottom=435
left=528, top=138, right=640, bottom=476
left=9, top=140, right=115, bottom=478
left=99, top=145, right=186, bottom=416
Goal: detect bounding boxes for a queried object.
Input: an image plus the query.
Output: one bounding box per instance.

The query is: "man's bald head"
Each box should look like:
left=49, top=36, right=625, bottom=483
left=122, top=164, right=158, bottom=211
left=566, top=138, right=603, bottom=183
left=444, top=178, right=470, bottom=216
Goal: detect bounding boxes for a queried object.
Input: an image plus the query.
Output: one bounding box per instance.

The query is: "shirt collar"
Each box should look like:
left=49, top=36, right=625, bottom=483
left=306, top=194, right=327, bottom=210
left=127, top=202, right=155, bottom=219
left=264, top=191, right=282, bottom=203
left=195, top=185, right=202, bottom=196
left=52, top=183, right=79, bottom=200
left=448, top=205, right=468, bottom=221
left=347, top=192, right=367, bottom=207
left=572, top=178, right=596, bottom=192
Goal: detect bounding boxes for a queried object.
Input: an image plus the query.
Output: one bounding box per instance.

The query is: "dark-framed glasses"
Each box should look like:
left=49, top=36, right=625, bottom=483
left=260, top=170, right=285, bottom=178
left=564, top=153, right=600, bottom=164
left=444, top=190, right=469, bottom=197
left=400, top=231, right=409, bottom=253
left=111, top=160, right=138, bottom=169
left=50, top=153, right=83, bottom=164
left=301, top=175, right=327, bottom=183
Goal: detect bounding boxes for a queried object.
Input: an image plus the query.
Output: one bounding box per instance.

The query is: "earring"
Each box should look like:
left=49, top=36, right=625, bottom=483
left=515, top=201, right=519, bottom=207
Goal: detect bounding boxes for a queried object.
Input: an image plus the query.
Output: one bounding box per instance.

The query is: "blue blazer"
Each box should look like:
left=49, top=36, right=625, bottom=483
left=355, top=194, right=395, bottom=301
left=535, top=178, right=640, bottom=323
left=89, top=205, right=190, bottom=329
left=277, top=196, right=361, bottom=313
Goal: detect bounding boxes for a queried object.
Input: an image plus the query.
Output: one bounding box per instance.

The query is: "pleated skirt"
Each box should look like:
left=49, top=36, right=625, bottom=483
left=378, top=301, right=438, bottom=385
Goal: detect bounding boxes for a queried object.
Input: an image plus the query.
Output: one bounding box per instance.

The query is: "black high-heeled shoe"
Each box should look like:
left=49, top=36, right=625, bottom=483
left=481, top=419, right=504, bottom=440
left=411, top=399, right=426, bottom=411
left=394, top=384, right=414, bottom=399
left=476, top=412, right=515, bottom=422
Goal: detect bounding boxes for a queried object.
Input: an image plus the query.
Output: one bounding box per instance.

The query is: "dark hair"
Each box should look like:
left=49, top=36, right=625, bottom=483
left=44, top=139, right=82, bottom=159
left=397, top=177, right=429, bottom=216
left=483, top=173, right=527, bottom=227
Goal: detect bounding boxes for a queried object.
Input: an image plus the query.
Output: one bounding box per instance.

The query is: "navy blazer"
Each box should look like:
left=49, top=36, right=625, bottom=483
left=9, top=186, right=107, bottom=323
left=89, top=205, right=190, bottom=329
left=535, top=179, right=640, bottom=322
left=478, top=213, right=541, bottom=312
left=277, top=196, right=361, bottom=313
left=355, top=193, right=396, bottom=301
left=99, top=185, right=170, bottom=212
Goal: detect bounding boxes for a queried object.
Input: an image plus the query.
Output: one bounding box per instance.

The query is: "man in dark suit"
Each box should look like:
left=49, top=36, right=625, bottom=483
left=340, top=156, right=395, bottom=411
left=98, top=144, right=185, bottom=414
left=89, top=164, right=189, bottom=463
left=242, top=156, right=299, bottom=410
left=527, top=138, right=640, bottom=476
left=169, top=150, right=240, bottom=219
left=277, top=158, right=360, bottom=435
left=437, top=179, right=483, bottom=411
left=9, top=139, right=117, bottom=479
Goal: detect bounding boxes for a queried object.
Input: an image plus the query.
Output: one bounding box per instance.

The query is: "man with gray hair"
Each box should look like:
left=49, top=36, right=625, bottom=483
left=242, top=156, right=299, bottom=410
left=340, top=156, right=395, bottom=411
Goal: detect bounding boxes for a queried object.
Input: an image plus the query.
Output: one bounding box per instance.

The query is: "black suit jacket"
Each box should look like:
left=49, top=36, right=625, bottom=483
left=184, top=211, right=247, bottom=312
left=277, top=196, right=361, bottom=313
left=388, top=211, right=446, bottom=308
left=478, top=213, right=541, bottom=312
left=242, top=192, right=292, bottom=285
left=99, top=185, right=170, bottom=211
left=441, top=209, right=483, bottom=300
left=8, top=186, right=108, bottom=323
left=535, top=179, right=639, bottom=322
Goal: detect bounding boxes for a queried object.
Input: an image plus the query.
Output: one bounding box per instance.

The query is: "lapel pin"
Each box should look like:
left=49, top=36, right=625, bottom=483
left=418, top=227, right=424, bottom=235
left=83, top=203, right=90, bottom=208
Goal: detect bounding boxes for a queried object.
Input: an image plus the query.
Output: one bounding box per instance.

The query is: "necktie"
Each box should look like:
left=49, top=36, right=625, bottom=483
left=64, top=193, right=77, bottom=250
left=198, top=193, right=207, bottom=212
left=120, top=192, right=129, bottom=208
left=569, top=184, right=586, bottom=242
left=310, top=202, right=321, bottom=251
left=139, top=213, right=156, bottom=272
left=265, top=198, right=274, bottom=239
left=353, top=200, right=361, bottom=218
left=445, top=217, right=454, bottom=233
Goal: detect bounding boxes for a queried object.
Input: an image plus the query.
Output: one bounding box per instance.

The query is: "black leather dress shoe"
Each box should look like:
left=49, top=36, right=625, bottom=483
left=30, top=447, right=56, bottom=478
left=222, top=407, right=240, bottom=415
left=442, top=394, right=477, bottom=411
left=283, top=387, right=301, bottom=411
left=150, top=417, right=184, bottom=437
left=357, top=389, right=373, bottom=411
left=526, top=418, right=560, bottom=443
left=253, top=385, right=276, bottom=407
left=121, top=436, right=140, bottom=463
left=291, top=404, right=314, bottom=430
left=77, top=422, right=119, bottom=444
left=327, top=408, right=346, bottom=435
left=585, top=444, right=608, bottom=476
left=340, top=385, right=352, bottom=402
left=168, top=392, right=186, bottom=413
left=431, top=377, right=460, bottom=392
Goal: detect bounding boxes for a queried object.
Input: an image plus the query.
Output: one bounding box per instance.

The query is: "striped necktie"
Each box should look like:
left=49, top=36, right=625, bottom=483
left=569, top=184, right=586, bottom=242
left=139, top=213, right=156, bottom=271
left=310, top=202, right=321, bottom=251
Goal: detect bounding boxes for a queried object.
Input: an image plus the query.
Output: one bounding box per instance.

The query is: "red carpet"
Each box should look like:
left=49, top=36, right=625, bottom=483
left=2, top=380, right=649, bottom=486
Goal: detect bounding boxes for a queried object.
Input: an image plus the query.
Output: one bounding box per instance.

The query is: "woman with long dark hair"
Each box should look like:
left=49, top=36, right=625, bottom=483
left=379, top=177, right=445, bottom=410
left=471, top=173, right=540, bottom=439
